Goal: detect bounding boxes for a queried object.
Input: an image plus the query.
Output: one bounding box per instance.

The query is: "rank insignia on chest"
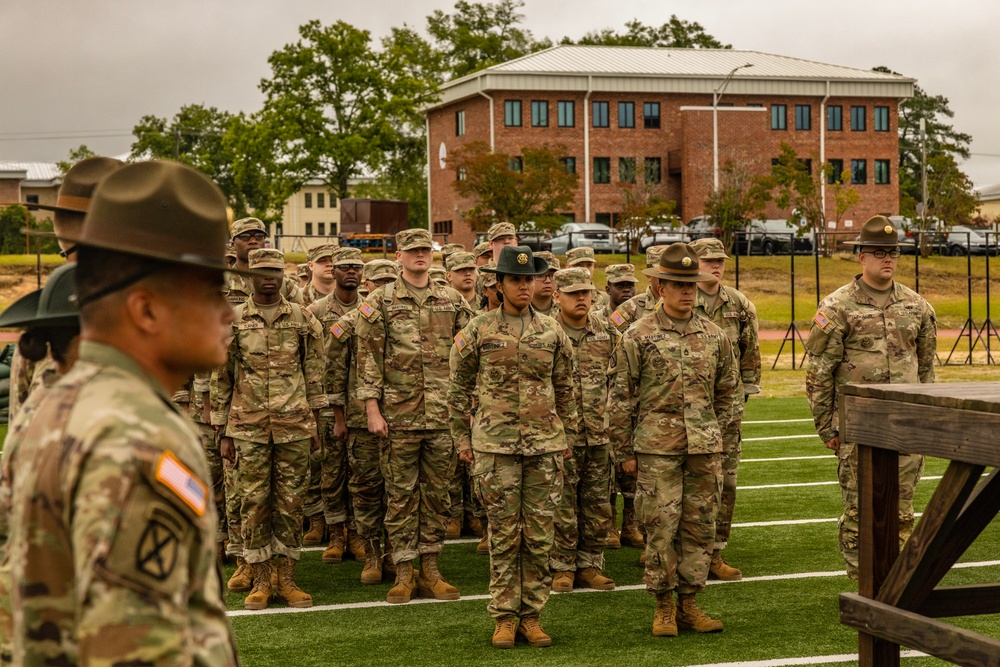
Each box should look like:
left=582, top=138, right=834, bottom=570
left=454, top=331, right=468, bottom=351
left=610, top=311, right=625, bottom=326
left=155, top=451, right=208, bottom=516
left=359, top=302, right=376, bottom=319
left=813, top=310, right=831, bottom=330
left=331, top=323, right=346, bottom=339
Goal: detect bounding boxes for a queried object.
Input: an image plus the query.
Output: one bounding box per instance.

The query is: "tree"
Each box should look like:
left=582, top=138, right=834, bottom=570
left=448, top=141, right=578, bottom=232
left=925, top=153, right=979, bottom=226
left=615, top=169, right=680, bottom=253
left=56, top=145, right=98, bottom=175
left=703, top=157, right=771, bottom=252
left=564, top=16, right=730, bottom=48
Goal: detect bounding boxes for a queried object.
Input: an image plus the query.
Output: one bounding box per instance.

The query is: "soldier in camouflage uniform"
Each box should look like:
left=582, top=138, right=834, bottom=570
left=440, top=242, right=466, bottom=267
left=566, top=247, right=611, bottom=312
left=303, top=242, right=339, bottom=305
left=5, top=161, right=239, bottom=665
left=805, top=215, right=936, bottom=581
left=446, top=250, right=478, bottom=306
left=608, top=243, right=740, bottom=637
left=356, top=227, right=473, bottom=604
left=297, top=262, right=310, bottom=287
left=174, top=371, right=226, bottom=548
left=473, top=241, right=492, bottom=266
left=690, top=237, right=761, bottom=581
left=603, top=263, right=637, bottom=320
left=449, top=245, right=578, bottom=649
left=429, top=266, right=449, bottom=286
left=610, top=245, right=668, bottom=333
left=475, top=223, right=519, bottom=306
left=327, top=260, right=398, bottom=583
left=212, top=248, right=328, bottom=610
left=549, top=268, right=617, bottom=594
left=530, top=251, right=560, bottom=316
left=225, top=217, right=303, bottom=307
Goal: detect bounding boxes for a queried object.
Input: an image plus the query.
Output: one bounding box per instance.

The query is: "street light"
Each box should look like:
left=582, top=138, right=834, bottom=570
left=713, top=63, right=754, bottom=191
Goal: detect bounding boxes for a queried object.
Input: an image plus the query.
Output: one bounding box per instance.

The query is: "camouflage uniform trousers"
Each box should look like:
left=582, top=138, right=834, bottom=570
left=837, top=442, right=923, bottom=580
left=637, top=452, right=721, bottom=595
left=714, top=426, right=742, bottom=551
left=551, top=444, right=613, bottom=571
left=319, top=415, right=354, bottom=529
left=235, top=436, right=311, bottom=563
left=380, top=429, right=456, bottom=564
left=475, top=451, right=563, bottom=619
left=347, top=430, right=386, bottom=541
left=224, top=458, right=242, bottom=557
left=448, top=461, right=486, bottom=522
left=194, top=422, right=227, bottom=544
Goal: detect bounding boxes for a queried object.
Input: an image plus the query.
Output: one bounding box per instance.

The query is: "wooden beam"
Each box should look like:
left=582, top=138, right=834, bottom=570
left=917, top=584, right=1000, bottom=618
left=926, top=469, right=1000, bottom=587
left=841, top=593, right=1000, bottom=667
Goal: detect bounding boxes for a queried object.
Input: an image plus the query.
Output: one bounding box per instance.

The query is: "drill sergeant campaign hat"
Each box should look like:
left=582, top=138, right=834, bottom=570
left=844, top=215, right=901, bottom=248
left=0, top=263, right=79, bottom=329
left=363, top=259, right=398, bottom=282
left=446, top=251, right=477, bottom=271
left=308, top=242, right=339, bottom=262
left=231, top=216, right=267, bottom=239
left=332, top=247, right=364, bottom=267
left=396, top=228, right=434, bottom=251
left=641, top=243, right=715, bottom=283
left=554, top=267, right=596, bottom=293
left=481, top=245, right=549, bottom=276
left=248, top=248, right=286, bottom=270
left=690, top=237, right=731, bottom=260
left=605, top=263, right=638, bottom=284
left=534, top=251, right=561, bottom=272
left=487, top=222, right=517, bottom=241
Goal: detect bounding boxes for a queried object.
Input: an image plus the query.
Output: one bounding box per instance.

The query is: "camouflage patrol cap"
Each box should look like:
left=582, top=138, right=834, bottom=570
left=845, top=215, right=901, bottom=248
left=249, top=248, right=285, bottom=270
left=481, top=271, right=497, bottom=288
left=396, top=228, right=433, bottom=251
left=641, top=243, right=714, bottom=283
left=297, top=263, right=309, bottom=279
left=606, top=263, right=638, bottom=284
left=473, top=241, right=492, bottom=258
left=429, top=266, right=448, bottom=284
left=566, top=247, right=597, bottom=266
left=690, top=237, right=730, bottom=260
left=534, top=251, right=561, bottom=272
left=363, top=259, right=398, bottom=282
left=0, top=263, right=78, bottom=329
left=446, top=251, right=477, bottom=271
left=308, top=242, right=338, bottom=262
left=645, top=245, right=669, bottom=269
left=554, top=267, right=596, bottom=293
left=225, top=242, right=237, bottom=260
left=440, top=242, right=465, bottom=259
left=332, top=247, right=364, bottom=267
left=232, top=217, right=266, bottom=239
left=488, top=222, right=516, bottom=241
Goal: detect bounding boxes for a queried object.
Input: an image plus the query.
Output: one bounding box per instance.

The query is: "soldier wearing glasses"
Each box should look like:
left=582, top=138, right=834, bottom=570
left=225, top=218, right=303, bottom=306
left=805, top=215, right=936, bottom=581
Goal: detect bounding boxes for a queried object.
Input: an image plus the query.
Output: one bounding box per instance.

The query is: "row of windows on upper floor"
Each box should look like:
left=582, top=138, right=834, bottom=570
left=453, top=102, right=892, bottom=134
left=302, top=192, right=337, bottom=209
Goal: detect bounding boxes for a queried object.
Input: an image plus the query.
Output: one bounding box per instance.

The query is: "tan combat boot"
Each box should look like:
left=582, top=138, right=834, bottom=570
left=227, top=557, right=253, bottom=592
left=386, top=560, right=417, bottom=604
left=676, top=593, right=724, bottom=632
left=639, top=549, right=647, bottom=566
left=575, top=567, right=615, bottom=590
left=417, top=553, right=460, bottom=600
left=551, top=571, right=574, bottom=593
left=709, top=550, right=743, bottom=581
left=607, top=498, right=621, bottom=549
left=275, top=555, right=313, bottom=608
left=360, top=539, right=383, bottom=586
left=516, top=616, right=552, bottom=647
left=347, top=528, right=367, bottom=561
left=652, top=592, right=678, bottom=636
left=321, top=522, right=346, bottom=564
left=302, top=513, right=326, bottom=546
left=446, top=516, right=462, bottom=539
left=620, top=505, right=645, bottom=548
left=476, top=533, right=490, bottom=555
left=492, top=616, right=517, bottom=649
left=465, top=513, right=484, bottom=537
left=243, top=561, right=274, bottom=610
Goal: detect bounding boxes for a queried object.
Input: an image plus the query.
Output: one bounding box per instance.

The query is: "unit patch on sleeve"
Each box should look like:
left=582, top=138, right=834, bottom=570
left=359, top=302, right=376, bottom=319
left=610, top=311, right=625, bottom=326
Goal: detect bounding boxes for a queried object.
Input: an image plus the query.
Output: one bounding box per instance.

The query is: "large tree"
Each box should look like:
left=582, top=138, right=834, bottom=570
left=703, top=157, right=772, bottom=252
left=56, top=144, right=98, bottom=175
left=924, top=153, right=979, bottom=226
left=564, top=16, right=729, bottom=48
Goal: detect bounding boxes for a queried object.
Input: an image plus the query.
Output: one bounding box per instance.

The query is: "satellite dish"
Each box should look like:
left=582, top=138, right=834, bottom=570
left=439, top=142, right=447, bottom=169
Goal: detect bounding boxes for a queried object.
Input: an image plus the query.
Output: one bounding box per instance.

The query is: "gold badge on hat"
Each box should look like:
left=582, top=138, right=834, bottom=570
left=681, top=257, right=692, bottom=267
left=884, top=225, right=893, bottom=234
left=517, top=253, right=528, bottom=265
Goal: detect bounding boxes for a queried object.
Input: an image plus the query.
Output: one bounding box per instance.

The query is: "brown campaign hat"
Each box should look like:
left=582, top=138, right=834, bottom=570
left=4, top=156, right=125, bottom=213
left=641, top=243, right=715, bottom=283
left=845, top=215, right=900, bottom=248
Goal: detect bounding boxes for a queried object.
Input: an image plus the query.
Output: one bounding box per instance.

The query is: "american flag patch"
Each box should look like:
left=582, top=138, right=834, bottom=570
left=331, top=323, right=345, bottom=339
left=610, top=311, right=625, bottom=326
left=454, top=331, right=468, bottom=351
left=813, top=311, right=831, bottom=330
left=155, top=451, right=208, bottom=516
left=359, top=302, right=375, bottom=319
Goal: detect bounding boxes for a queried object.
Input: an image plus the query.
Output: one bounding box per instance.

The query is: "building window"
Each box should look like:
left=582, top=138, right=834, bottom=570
left=795, top=105, right=811, bottom=131
left=828, top=159, right=845, bottom=184
left=318, top=222, right=325, bottom=236
left=875, top=159, right=891, bottom=184
left=851, top=159, right=867, bottom=184
left=559, top=157, right=576, bottom=174
left=596, top=212, right=612, bottom=226
left=619, top=101, right=635, bottom=128
left=317, top=193, right=325, bottom=208
left=827, top=105, right=843, bottom=131
left=771, top=104, right=787, bottom=130
left=874, top=106, right=890, bottom=132
left=25, top=194, right=38, bottom=210
left=593, top=157, right=611, bottom=184
left=304, top=193, right=312, bottom=208
left=305, top=222, right=313, bottom=236
left=433, top=220, right=453, bottom=235
left=851, top=106, right=866, bottom=131
left=619, top=157, right=636, bottom=184
left=455, top=110, right=465, bottom=136
left=456, top=166, right=467, bottom=181
left=504, top=100, right=522, bottom=127
left=330, top=196, right=337, bottom=208
left=275, top=223, right=284, bottom=236
left=643, top=102, right=660, bottom=129
left=531, top=100, right=548, bottom=127
left=557, top=101, right=575, bottom=127
left=592, top=101, right=609, bottom=128
left=508, top=157, right=523, bottom=172
left=747, top=103, right=764, bottom=108
left=644, top=157, right=662, bottom=184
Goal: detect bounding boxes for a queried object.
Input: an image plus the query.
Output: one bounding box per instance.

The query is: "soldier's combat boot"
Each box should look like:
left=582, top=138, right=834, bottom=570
left=607, top=497, right=621, bottom=549
left=347, top=528, right=366, bottom=561
left=516, top=616, right=552, bottom=647
left=676, top=593, right=724, bottom=632
left=243, top=560, right=274, bottom=611
left=652, top=592, right=678, bottom=637
left=466, top=513, right=484, bottom=537
left=620, top=506, right=645, bottom=548
left=552, top=571, right=574, bottom=593
left=302, top=513, right=325, bottom=546
left=275, top=555, right=313, bottom=608
left=321, top=522, right=346, bottom=564
left=476, top=533, right=490, bottom=555
left=417, top=553, right=460, bottom=600
left=639, top=549, right=647, bottom=566
left=708, top=550, right=743, bottom=581
left=492, top=616, right=517, bottom=649
left=227, top=557, right=253, bottom=592
left=446, top=516, right=461, bottom=539
left=386, top=560, right=417, bottom=604
left=360, top=539, right=383, bottom=585
left=575, top=567, right=615, bottom=590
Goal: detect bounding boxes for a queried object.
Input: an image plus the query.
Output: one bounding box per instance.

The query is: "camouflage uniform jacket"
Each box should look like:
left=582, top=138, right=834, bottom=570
left=533, top=299, right=556, bottom=318
left=591, top=289, right=611, bottom=313
left=355, top=277, right=473, bottom=430
left=449, top=308, right=578, bottom=455
left=326, top=309, right=367, bottom=429
left=8, top=351, right=59, bottom=424
left=608, top=308, right=741, bottom=460
left=224, top=271, right=303, bottom=306
left=173, top=372, right=212, bottom=426
left=694, top=284, right=761, bottom=390
left=609, top=287, right=660, bottom=333
left=212, top=297, right=328, bottom=444
left=556, top=311, right=617, bottom=448
left=805, top=276, right=936, bottom=443
left=5, top=341, right=238, bottom=666
left=302, top=282, right=333, bottom=306
left=309, top=291, right=359, bottom=416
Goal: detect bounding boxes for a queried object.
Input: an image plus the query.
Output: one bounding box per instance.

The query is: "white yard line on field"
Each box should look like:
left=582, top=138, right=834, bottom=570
left=742, top=455, right=835, bottom=463
left=739, top=475, right=943, bottom=491
left=679, top=650, right=927, bottom=667
left=742, top=418, right=815, bottom=425
left=742, top=435, right=819, bottom=442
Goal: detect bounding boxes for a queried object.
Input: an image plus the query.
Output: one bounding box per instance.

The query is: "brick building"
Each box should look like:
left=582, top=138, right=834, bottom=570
left=426, top=45, right=913, bottom=249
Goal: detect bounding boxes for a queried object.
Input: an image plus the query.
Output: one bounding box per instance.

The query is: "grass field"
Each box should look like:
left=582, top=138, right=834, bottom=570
left=222, top=397, right=1000, bottom=666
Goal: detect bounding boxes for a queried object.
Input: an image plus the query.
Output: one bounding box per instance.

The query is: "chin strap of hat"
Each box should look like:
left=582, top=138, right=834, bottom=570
left=73, top=264, right=166, bottom=309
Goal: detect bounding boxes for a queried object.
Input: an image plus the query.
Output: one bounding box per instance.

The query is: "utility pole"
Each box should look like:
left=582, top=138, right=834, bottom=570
left=713, top=63, right=753, bottom=191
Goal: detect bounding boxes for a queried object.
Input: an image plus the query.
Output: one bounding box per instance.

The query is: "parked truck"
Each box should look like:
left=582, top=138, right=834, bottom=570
left=339, top=199, right=408, bottom=250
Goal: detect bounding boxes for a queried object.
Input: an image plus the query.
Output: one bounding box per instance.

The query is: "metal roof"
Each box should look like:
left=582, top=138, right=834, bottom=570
left=0, top=162, right=61, bottom=184
left=976, top=182, right=1000, bottom=201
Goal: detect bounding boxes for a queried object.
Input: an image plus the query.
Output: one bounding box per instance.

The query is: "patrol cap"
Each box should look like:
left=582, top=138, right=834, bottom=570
left=641, top=243, right=714, bottom=283
left=845, top=215, right=901, bottom=248
left=225, top=243, right=237, bottom=260
left=481, top=271, right=498, bottom=288
left=606, top=263, right=638, bottom=284
left=396, top=228, right=434, bottom=251
left=481, top=245, right=548, bottom=276
left=645, top=245, right=669, bottom=269
left=5, top=156, right=125, bottom=214
left=534, top=251, right=561, bottom=272
left=429, top=266, right=448, bottom=284
left=566, top=247, right=597, bottom=266
left=308, top=242, right=339, bottom=262
left=473, top=241, right=492, bottom=259
left=332, top=247, right=364, bottom=267
left=690, top=237, right=730, bottom=260
left=232, top=217, right=266, bottom=239
left=297, top=263, right=309, bottom=279
left=363, top=259, right=398, bottom=282
left=440, top=242, right=465, bottom=258
left=0, top=263, right=79, bottom=329
left=488, top=222, right=516, bottom=241
left=249, top=248, right=286, bottom=271
left=446, top=251, right=477, bottom=271
left=554, top=267, right=596, bottom=293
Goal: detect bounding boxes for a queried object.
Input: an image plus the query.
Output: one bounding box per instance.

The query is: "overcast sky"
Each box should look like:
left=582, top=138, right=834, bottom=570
left=2, top=0, right=998, bottom=186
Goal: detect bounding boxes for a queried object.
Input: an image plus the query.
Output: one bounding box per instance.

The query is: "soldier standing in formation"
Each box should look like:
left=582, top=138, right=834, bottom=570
left=602, top=263, right=637, bottom=321
left=529, top=251, right=560, bottom=316
left=690, top=238, right=761, bottom=581
left=302, top=242, right=339, bottom=305
left=805, top=215, right=936, bottom=580
left=225, top=217, right=304, bottom=307
left=446, top=251, right=478, bottom=306
left=565, top=247, right=610, bottom=312
left=449, top=245, right=578, bottom=649
left=608, top=242, right=740, bottom=637
left=610, top=245, right=667, bottom=332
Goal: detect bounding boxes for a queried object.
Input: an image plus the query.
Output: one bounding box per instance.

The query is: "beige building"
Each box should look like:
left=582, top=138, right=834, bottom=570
left=975, top=183, right=1000, bottom=221
left=0, top=162, right=63, bottom=225
left=276, top=179, right=342, bottom=252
